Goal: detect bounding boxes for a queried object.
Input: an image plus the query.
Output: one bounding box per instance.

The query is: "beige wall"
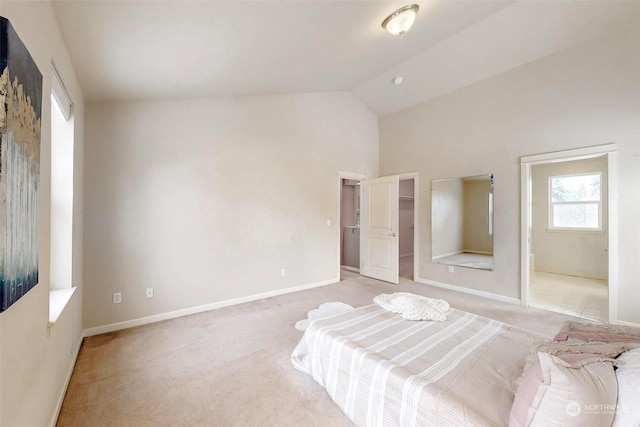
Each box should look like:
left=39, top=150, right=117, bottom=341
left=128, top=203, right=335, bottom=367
left=532, top=157, right=608, bottom=279
left=462, top=179, right=493, bottom=254
left=0, top=1, right=85, bottom=426
left=431, top=178, right=464, bottom=258
left=83, top=93, right=377, bottom=328
left=380, top=28, right=640, bottom=322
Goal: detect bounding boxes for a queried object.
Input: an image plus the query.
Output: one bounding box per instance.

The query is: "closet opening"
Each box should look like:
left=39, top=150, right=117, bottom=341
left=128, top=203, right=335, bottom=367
left=399, top=178, right=415, bottom=280
left=349, top=172, right=418, bottom=284
left=340, top=177, right=361, bottom=274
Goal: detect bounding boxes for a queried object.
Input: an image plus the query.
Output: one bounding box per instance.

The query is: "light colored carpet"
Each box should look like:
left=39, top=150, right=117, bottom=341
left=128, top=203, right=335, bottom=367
left=57, top=270, right=577, bottom=426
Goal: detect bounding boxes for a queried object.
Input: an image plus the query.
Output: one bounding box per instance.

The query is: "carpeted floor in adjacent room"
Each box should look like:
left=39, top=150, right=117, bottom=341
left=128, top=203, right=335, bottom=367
left=57, top=270, right=577, bottom=426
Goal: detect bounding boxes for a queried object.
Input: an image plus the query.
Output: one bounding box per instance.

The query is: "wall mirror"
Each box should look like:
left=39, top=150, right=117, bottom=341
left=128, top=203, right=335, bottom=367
left=431, top=174, right=494, bottom=270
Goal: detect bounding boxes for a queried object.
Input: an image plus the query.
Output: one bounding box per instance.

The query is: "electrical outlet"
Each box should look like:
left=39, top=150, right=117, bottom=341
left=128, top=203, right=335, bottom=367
left=113, top=292, right=122, bottom=304
left=146, top=288, right=153, bottom=298
left=326, top=219, right=331, bottom=226
left=448, top=266, right=455, bottom=274
left=281, top=268, right=286, bottom=277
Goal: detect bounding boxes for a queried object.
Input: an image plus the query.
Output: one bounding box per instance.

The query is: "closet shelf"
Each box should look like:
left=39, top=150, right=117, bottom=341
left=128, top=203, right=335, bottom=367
left=400, top=196, right=415, bottom=200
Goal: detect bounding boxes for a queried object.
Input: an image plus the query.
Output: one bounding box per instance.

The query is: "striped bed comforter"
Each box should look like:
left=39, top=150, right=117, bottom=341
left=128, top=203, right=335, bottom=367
left=291, top=304, right=544, bottom=426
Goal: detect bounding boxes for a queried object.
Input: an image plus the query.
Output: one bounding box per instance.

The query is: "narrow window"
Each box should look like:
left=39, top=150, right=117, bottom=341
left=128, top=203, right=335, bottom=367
left=49, top=64, right=76, bottom=325
left=50, top=64, right=74, bottom=291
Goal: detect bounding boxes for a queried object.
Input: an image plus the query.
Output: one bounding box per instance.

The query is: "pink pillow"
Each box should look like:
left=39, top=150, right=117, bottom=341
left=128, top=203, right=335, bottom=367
left=510, top=352, right=618, bottom=427
left=518, top=341, right=630, bottom=385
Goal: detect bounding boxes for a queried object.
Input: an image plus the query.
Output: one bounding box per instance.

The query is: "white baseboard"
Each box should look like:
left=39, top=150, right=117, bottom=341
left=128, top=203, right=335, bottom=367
left=82, top=278, right=338, bottom=337
left=49, top=335, right=83, bottom=427
left=613, top=319, right=640, bottom=328
left=534, top=268, right=606, bottom=281
left=414, top=277, right=521, bottom=305
left=341, top=265, right=360, bottom=273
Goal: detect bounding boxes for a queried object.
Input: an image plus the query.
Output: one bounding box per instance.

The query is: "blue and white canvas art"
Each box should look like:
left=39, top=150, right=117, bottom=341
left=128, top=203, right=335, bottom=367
left=0, top=17, right=42, bottom=312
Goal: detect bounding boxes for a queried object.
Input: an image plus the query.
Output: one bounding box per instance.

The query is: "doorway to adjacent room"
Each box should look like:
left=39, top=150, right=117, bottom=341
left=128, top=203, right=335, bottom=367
left=520, top=145, right=617, bottom=323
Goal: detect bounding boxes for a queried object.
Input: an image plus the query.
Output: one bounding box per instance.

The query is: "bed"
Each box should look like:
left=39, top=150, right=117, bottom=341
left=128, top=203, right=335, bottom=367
left=291, top=303, right=545, bottom=426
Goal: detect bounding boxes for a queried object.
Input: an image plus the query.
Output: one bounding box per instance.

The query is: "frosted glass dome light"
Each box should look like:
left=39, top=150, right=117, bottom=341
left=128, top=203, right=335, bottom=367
left=382, top=4, right=419, bottom=36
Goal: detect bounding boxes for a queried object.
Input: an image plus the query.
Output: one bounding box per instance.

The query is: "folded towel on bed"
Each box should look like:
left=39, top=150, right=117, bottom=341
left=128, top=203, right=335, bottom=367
left=373, top=292, right=449, bottom=321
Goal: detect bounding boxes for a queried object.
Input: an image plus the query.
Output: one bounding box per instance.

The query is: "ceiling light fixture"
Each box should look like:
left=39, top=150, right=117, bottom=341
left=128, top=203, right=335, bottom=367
left=382, top=4, right=419, bottom=36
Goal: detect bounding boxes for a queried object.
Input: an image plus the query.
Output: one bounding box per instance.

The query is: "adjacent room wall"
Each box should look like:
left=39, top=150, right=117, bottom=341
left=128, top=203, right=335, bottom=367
left=399, top=179, right=414, bottom=258
left=340, top=180, right=359, bottom=266
left=341, top=182, right=357, bottom=229
left=83, top=93, right=377, bottom=329
left=462, top=179, right=492, bottom=254
left=379, top=27, right=640, bottom=323
left=0, top=1, right=85, bottom=426
left=532, top=157, right=608, bottom=280
left=431, top=178, right=464, bottom=259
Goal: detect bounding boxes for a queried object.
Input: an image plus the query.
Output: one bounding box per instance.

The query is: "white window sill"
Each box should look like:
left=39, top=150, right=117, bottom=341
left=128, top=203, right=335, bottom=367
left=546, top=228, right=605, bottom=234
left=48, top=287, right=77, bottom=326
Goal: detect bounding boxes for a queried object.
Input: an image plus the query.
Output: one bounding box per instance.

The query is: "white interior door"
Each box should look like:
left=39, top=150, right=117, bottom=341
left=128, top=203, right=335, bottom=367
left=360, top=175, right=399, bottom=284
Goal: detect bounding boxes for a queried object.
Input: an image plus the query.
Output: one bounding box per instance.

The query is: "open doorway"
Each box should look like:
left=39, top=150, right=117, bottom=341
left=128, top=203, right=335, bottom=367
left=521, top=145, right=617, bottom=323
left=530, top=157, right=608, bottom=321
left=340, top=177, right=361, bottom=273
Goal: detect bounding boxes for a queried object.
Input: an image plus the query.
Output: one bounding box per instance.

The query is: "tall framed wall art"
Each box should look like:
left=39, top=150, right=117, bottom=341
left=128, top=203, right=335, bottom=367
left=0, top=17, right=43, bottom=312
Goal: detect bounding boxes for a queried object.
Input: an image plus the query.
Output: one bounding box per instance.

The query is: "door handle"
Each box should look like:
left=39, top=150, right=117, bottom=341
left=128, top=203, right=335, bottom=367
left=388, top=232, right=397, bottom=237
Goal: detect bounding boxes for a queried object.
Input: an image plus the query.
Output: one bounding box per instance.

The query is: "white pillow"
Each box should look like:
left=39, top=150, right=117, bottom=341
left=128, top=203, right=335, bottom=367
left=617, top=347, right=640, bottom=367
left=528, top=352, right=618, bottom=427
left=373, top=292, right=449, bottom=321
left=611, top=348, right=640, bottom=427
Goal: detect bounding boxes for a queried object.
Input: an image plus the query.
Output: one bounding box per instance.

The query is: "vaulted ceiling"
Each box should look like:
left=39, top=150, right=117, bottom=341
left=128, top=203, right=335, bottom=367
left=51, top=0, right=640, bottom=116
